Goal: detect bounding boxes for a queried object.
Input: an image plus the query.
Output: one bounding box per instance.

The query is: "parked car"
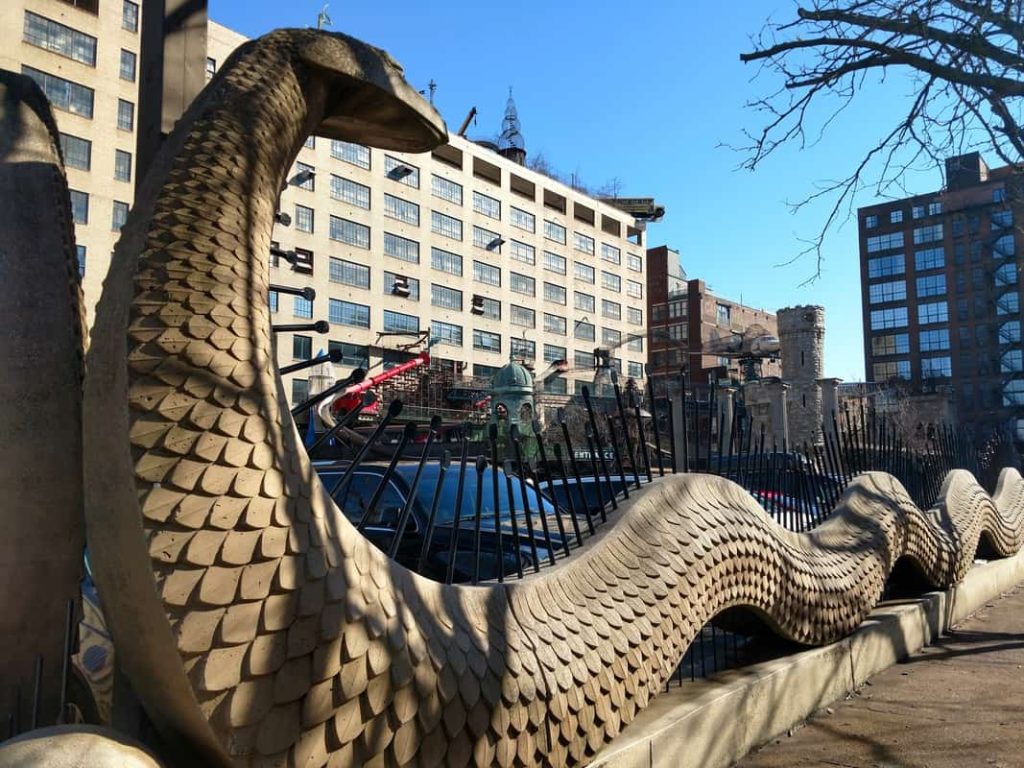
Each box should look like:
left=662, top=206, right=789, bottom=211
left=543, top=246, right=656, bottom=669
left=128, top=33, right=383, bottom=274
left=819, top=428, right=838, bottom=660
left=541, top=475, right=631, bottom=520
left=315, top=461, right=567, bottom=582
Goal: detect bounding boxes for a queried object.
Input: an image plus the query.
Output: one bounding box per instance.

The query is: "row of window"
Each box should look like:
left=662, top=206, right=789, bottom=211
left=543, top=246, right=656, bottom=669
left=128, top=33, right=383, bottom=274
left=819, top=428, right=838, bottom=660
left=864, top=202, right=943, bottom=229
left=867, top=273, right=948, bottom=304
left=870, top=329, right=952, bottom=357
left=67, top=189, right=130, bottom=230
left=868, top=301, right=950, bottom=330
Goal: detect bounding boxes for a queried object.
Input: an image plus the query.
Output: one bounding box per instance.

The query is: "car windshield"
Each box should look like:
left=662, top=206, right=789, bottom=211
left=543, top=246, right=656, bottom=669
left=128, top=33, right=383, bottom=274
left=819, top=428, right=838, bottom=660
left=400, top=465, right=556, bottom=525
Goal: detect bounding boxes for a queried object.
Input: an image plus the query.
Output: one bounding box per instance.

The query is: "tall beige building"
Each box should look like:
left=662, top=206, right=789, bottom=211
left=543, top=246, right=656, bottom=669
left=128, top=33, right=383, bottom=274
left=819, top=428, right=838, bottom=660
left=3, top=9, right=650, bottom=408
left=1, top=0, right=142, bottom=321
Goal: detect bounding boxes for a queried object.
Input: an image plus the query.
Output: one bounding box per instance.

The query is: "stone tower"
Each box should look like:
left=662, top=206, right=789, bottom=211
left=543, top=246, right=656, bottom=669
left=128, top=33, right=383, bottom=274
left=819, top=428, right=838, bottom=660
left=777, top=305, right=825, bottom=447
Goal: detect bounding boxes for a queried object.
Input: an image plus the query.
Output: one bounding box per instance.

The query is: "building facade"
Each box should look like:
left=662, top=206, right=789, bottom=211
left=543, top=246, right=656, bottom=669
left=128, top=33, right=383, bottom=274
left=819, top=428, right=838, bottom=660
left=858, top=152, right=1023, bottom=440
left=1, top=0, right=144, bottom=322
left=647, top=245, right=779, bottom=390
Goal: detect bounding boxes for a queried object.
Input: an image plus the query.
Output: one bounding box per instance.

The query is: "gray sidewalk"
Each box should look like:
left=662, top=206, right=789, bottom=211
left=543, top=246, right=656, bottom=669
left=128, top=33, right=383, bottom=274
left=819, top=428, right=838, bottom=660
left=737, top=583, right=1024, bottom=768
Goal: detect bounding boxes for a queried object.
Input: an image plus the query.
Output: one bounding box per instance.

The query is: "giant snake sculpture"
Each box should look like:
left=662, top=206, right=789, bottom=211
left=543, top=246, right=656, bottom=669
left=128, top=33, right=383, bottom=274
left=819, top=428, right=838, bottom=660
left=0, top=26, right=1023, bottom=768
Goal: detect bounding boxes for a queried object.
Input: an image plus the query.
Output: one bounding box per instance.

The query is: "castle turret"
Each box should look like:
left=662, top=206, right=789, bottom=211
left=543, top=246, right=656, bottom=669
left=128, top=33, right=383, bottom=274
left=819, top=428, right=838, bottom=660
left=777, top=305, right=825, bottom=447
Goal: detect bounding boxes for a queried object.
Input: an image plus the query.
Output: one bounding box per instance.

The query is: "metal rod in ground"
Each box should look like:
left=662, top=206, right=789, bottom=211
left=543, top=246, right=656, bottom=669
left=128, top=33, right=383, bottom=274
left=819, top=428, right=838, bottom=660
left=328, top=399, right=403, bottom=499
left=584, top=426, right=610, bottom=523
left=582, top=386, right=618, bottom=511
left=552, top=442, right=586, bottom=544
left=389, top=416, right=441, bottom=560
left=417, top=450, right=451, bottom=574
left=679, top=379, right=690, bottom=472
left=30, top=656, right=42, bottom=730
left=610, top=370, right=641, bottom=489
left=667, top=392, right=679, bottom=473
left=356, top=421, right=417, bottom=532
left=647, top=376, right=666, bottom=477
left=511, top=426, right=555, bottom=566
left=59, top=597, right=75, bottom=724
left=471, top=457, right=487, bottom=585
left=533, top=420, right=571, bottom=556
left=289, top=367, right=366, bottom=416
left=630, top=386, right=653, bottom=483
left=493, top=428, right=521, bottom=578
left=504, top=459, right=540, bottom=572
left=560, top=417, right=596, bottom=534
left=605, top=413, right=631, bottom=500
left=445, top=434, right=471, bottom=585
left=307, top=392, right=371, bottom=456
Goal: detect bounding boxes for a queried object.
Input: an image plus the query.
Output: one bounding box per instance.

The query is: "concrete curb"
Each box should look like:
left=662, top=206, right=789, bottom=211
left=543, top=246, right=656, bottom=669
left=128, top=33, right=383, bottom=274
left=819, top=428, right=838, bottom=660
left=588, top=548, right=1024, bottom=768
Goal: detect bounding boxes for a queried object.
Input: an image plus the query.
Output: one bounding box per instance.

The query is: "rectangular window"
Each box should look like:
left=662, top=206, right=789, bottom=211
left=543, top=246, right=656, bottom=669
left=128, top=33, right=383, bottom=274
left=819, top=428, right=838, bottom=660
left=269, top=290, right=279, bottom=313
left=292, top=379, right=309, bottom=406
left=510, top=272, right=535, bottom=296
left=602, top=299, right=621, bottom=320
left=293, top=162, right=315, bottom=191
left=383, top=310, right=419, bottom=333
left=543, top=282, right=566, bottom=304
left=928, top=201, right=943, bottom=216
left=867, top=253, right=905, bottom=278
left=544, top=314, right=567, bottom=336
left=510, top=304, right=535, bottom=328
left=890, top=210, right=904, bottom=224
left=922, top=356, right=952, bottom=378
left=22, top=66, right=93, bottom=118
left=509, top=240, right=535, bottom=265
left=431, top=211, right=463, bottom=240
left=329, top=258, right=370, bottom=289
left=330, top=175, right=370, bottom=208
left=603, top=328, right=621, bottom=346
left=626, top=280, right=643, bottom=299
left=544, top=219, right=567, bottom=244
left=866, top=231, right=904, bottom=253
left=627, top=307, right=643, bottom=325
left=114, top=149, right=132, bottom=182
left=628, top=361, right=644, bottom=379
left=23, top=12, right=97, bottom=66
left=573, top=232, right=595, bottom=255
left=76, top=245, right=86, bottom=277
left=478, top=296, right=501, bottom=320
left=868, top=280, right=906, bottom=304
left=574, top=261, right=595, bottom=283
left=474, top=363, right=500, bottom=379
left=574, top=350, right=593, bottom=370
left=120, top=49, right=137, bottom=82
left=473, top=260, right=500, bottom=286
left=511, top=338, right=535, bottom=360
left=993, top=234, right=1015, bottom=258
left=431, top=320, right=463, bottom=347
left=382, top=232, right=419, bottom=263
left=627, top=335, right=643, bottom=352
left=601, top=243, right=621, bottom=265
left=920, top=329, right=951, bottom=352
left=627, top=253, right=643, bottom=272
left=329, top=216, right=369, bottom=248
left=913, top=224, right=943, bottom=245
left=205, top=57, right=216, bottom=79
left=384, top=193, right=419, bottom=225
left=293, top=295, right=313, bottom=319
left=914, top=247, right=944, bottom=271
left=382, top=271, right=419, bottom=300
left=871, top=333, right=910, bottom=356
left=544, top=344, right=567, bottom=363
left=328, top=341, right=369, bottom=367
left=716, top=303, right=731, bottom=325
left=431, top=284, right=462, bottom=310
left=111, top=200, right=129, bottom=231
left=294, top=204, right=313, bottom=233
left=869, top=306, right=908, bottom=330
left=430, top=247, right=462, bottom=276
left=117, top=99, right=134, bottom=131
left=292, top=334, right=312, bottom=360
left=122, top=0, right=139, bottom=31
left=510, top=206, right=535, bottom=232
left=997, top=291, right=1020, bottom=315
left=864, top=214, right=878, bottom=229
left=329, top=299, right=369, bottom=328
left=601, top=271, right=621, bottom=292
left=916, top=274, right=946, bottom=298
left=69, top=189, right=88, bottom=224
left=918, top=301, right=949, bottom=325
left=575, top=291, right=595, bottom=312
left=473, top=329, right=501, bottom=353
left=473, top=224, right=501, bottom=251
left=912, top=204, right=925, bottom=220
left=472, top=191, right=501, bottom=220
left=544, top=251, right=566, bottom=274
left=431, top=174, right=462, bottom=204
left=59, top=133, right=91, bottom=170
left=575, top=321, right=595, bottom=341
left=992, top=209, right=1013, bottom=228
left=384, top=155, right=419, bottom=187
left=873, top=360, right=911, bottom=380
left=331, top=140, right=370, bottom=169
left=996, top=263, right=1019, bottom=287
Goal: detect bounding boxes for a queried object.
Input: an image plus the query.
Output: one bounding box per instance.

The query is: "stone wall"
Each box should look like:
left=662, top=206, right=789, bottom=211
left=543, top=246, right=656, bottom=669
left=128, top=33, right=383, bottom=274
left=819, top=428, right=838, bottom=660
left=778, top=306, right=825, bottom=448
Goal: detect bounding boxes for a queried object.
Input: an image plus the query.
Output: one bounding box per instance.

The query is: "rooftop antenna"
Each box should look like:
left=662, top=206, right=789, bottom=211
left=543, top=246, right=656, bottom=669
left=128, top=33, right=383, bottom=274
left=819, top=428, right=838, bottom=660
left=316, top=4, right=332, bottom=29
left=419, top=79, right=437, bottom=105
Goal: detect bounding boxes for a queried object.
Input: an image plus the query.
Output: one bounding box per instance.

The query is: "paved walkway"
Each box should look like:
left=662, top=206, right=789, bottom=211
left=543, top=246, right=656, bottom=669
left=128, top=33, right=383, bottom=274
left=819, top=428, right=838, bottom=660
left=738, top=582, right=1024, bottom=768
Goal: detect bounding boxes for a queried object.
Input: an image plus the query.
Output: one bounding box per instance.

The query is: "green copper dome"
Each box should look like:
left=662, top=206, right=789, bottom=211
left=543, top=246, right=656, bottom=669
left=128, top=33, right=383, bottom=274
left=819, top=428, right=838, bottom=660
left=492, top=359, right=534, bottom=394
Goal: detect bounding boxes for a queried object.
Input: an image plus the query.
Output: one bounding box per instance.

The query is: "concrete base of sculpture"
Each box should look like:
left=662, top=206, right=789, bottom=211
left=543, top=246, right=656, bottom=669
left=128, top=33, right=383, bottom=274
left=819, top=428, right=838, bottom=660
left=0, top=726, right=163, bottom=768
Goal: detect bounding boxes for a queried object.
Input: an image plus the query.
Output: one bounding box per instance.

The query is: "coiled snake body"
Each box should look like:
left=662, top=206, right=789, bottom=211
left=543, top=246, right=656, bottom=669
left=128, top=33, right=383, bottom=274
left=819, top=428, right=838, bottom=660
left=80, top=28, right=1024, bottom=768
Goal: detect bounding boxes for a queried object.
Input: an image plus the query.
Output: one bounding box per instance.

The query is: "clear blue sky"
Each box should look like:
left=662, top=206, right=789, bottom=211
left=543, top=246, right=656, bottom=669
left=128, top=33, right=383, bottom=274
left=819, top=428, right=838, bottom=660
left=213, top=0, right=950, bottom=381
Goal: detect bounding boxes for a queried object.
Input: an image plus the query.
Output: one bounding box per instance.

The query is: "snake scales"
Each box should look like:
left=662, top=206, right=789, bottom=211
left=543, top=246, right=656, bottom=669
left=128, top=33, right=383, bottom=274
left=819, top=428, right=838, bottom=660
left=75, top=28, right=1024, bottom=768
